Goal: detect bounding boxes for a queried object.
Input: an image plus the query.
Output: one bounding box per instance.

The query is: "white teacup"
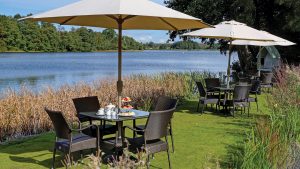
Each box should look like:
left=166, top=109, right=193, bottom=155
left=106, top=109, right=112, bottom=116
left=96, top=108, right=105, bottom=115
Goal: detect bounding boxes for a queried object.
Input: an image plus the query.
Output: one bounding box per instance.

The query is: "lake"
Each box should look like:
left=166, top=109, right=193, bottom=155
left=0, top=50, right=237, bottom=93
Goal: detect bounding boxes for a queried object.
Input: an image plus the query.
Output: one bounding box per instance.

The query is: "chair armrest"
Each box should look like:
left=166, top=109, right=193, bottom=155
left=71, top=124, right=98, bottom=132
left=71, top=119, right=82, bottom=130
left=123, top=126, right=145, bottom=132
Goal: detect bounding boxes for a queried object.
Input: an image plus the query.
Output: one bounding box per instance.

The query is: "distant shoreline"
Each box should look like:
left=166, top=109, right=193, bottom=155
left=0, top=49, right=218, bottom=53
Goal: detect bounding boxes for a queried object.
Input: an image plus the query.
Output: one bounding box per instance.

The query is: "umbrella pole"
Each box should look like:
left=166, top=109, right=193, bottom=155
left=117, top=20, right=123, bottom=110
left=257, top=46, right=262, bottom=77
left=227, top=40, right=232, bottom=88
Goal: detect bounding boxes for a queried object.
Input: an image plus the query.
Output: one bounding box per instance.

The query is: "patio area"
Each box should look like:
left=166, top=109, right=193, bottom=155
left=0, top=95, right=270, bottom=169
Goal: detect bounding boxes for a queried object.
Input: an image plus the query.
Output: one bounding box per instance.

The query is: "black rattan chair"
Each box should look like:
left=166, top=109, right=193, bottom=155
left=196, top=81, right=219, bottom=113
left=124, top=108, right=176, bottom=169
left=45, top=108, right=99, bottom=169
left=248, top=80, right=260, bottom=112
left=204, top=78, right=220, bottom=93
left=226, top=85, right=251, bottom=117
left=134, top=96, right=177, bottom=153
left=72, top=96, right=117, bottom=139
left=260, top=72, right=273, bottom=92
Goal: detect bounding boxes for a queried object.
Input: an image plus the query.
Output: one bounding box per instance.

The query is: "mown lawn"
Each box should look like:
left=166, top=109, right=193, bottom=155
left=0, top=95, right=270, bottom=169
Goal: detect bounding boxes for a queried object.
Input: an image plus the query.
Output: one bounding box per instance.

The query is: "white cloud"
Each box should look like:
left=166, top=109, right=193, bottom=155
left=159, top=39, right=167, bottom=43
left=137, top=35, right=153, bottom=43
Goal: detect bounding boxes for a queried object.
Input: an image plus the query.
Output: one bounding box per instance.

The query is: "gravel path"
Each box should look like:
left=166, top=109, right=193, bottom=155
left=288, top=143, right=300, bottom=169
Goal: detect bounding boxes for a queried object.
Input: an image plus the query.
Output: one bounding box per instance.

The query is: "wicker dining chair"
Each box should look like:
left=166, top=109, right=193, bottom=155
left=226, top=85, right=251, bottom=117
left=248, top=80, right=260, bottom=112
left=72, top=96, right=116, bottom=139
left=124, top=108, right=176, bottom=169
left=260, top=72, right=273, bottom=92
left=204, top=78, right=220, bottom=94
left=45, top=108, right=99, bottom=169
left=196, top=81, right=219, bottom=113
left=134, top=96, right=177, bottom=153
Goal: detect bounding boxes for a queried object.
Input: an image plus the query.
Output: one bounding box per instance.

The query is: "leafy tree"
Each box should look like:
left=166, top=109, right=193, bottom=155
left=0, top=15, right=143, bottom=52
left=166, top=0, right=300, bottom=68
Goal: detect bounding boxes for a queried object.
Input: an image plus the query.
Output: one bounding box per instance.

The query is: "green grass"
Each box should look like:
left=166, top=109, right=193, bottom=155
left=0, top=95, right=270, bottom=169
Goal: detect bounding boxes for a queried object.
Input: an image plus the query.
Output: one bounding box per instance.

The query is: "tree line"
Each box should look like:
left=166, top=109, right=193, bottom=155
left=0, top=14, right=144, bottom=52
left=0, top=14, right=226, bottom=53
left=144, top=41, right=219, bottom=50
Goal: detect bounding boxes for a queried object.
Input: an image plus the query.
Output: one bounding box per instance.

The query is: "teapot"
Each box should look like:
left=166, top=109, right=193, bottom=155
left=105, top=103, right=116, bottom=114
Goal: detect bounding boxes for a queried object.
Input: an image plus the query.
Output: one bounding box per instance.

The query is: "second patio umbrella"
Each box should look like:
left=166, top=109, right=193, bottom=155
left=22, top=0, right=212, bottom=108
left=182, top=20, right=273, bottom=87
left=232, top=31, right=296, bottom=76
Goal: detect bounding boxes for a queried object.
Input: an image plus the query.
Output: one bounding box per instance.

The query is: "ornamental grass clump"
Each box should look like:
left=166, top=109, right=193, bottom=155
left=238, top=65, right=300, bottom=169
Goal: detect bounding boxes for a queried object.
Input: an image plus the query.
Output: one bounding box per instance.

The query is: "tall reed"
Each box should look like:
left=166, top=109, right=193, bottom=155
left=237, top=65, right=300, bottom=169
left=0, top=72, right=211, bottom=142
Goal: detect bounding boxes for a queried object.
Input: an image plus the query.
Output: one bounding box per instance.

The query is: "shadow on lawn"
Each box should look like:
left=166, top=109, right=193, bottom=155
left=220, top=143, right=245, bottom=168
left=177, top=99, right=228, bottom=117
left=9, top=155, right=54, bottom=168
left=0, top=133, right=65, bottom=168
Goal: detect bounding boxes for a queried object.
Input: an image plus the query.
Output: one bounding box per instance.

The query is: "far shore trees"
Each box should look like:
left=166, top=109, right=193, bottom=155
left=0, top=15, right=144, bottom=52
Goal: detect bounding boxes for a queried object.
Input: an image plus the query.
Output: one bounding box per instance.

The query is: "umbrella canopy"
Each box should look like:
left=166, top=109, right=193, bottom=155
left=232, top=31, right=296, bottom=46
left=22, top=0, right=212, bottom=108
left=182, top=20, right=273, bottom=87
left=231, top=31, right=295, bottom=76
left=182, top=20, right=273, bottom=41
left=22, top=0, right=211, bottom=30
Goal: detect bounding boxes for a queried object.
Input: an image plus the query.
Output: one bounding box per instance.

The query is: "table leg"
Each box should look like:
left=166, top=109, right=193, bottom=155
left=133, top=119, right=136, bottom=138
left=115, top=121, right=124, bottom=148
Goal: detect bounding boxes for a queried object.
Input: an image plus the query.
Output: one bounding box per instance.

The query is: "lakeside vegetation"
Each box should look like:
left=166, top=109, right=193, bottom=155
left=0, top=70, right=268, bottom=168
left=0, top=67, right=299, bottom=168
left=0, top=97, right=267, bottom=169
left=0, top=72, right=204, bottom=142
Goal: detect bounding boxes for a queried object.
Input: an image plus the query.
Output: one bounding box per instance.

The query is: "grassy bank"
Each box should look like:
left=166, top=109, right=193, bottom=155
left=0, top=95, right=269, bottom=169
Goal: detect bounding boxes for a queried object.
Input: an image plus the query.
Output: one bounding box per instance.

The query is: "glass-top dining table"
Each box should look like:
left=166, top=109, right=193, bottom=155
left=79, top=109, right=150, bottom=148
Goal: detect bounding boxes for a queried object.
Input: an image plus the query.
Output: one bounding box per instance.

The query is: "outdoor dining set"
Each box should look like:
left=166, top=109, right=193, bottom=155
left=43, top=71, right=274, bottom=169
left=45, top=96, right=177, bottom=169
left=196, top=72, right=274, bottom=116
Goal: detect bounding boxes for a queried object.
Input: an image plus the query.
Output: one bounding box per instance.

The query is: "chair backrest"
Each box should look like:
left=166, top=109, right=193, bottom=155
left=205, top=78, right=220, bottom=90
left=144, top=108, right=175, bottom=141
left=250, top=79, right=261, bottom=92
left=261, top=73, right=273, bottom=84
left=45, top=108, right=71, bottom=140
left=238, top=82, right=249, bottom=86
left=196, top=81, right=206, bottom=97
left=73, top=96, right=100, bottom=121
left=233, top=85, right=250, bottom=101
left=154, top=96, right=178, bottom=111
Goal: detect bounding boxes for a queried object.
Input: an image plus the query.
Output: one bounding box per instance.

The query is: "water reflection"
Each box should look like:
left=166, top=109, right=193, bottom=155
left=0, top=50, right=237, bottom=93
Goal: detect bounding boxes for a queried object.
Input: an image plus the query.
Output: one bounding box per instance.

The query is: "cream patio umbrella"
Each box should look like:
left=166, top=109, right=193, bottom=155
left=232, top=31, right=296, bottom=76
left=22, top=0, right=212, bottom=108
left=182, top=20, right=273, bottom=87
left=232, top=31, right=296, bottom=46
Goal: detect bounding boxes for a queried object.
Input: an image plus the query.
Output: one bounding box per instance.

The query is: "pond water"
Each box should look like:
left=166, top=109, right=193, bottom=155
left=0, top=50, right=237, bottom=93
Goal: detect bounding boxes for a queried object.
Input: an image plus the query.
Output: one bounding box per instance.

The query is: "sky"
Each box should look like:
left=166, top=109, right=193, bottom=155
left=0, top=0, right=174, bottom=43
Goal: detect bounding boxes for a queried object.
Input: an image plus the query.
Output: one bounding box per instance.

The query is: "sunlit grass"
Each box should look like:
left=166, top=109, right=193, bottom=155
left=0, top=95, right=270, bottom=169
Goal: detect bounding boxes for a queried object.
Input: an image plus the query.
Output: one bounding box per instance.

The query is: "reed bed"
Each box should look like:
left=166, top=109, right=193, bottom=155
left=0, top=72, right=211, bottom=142
left=236, top=65, right=300, bottom=169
